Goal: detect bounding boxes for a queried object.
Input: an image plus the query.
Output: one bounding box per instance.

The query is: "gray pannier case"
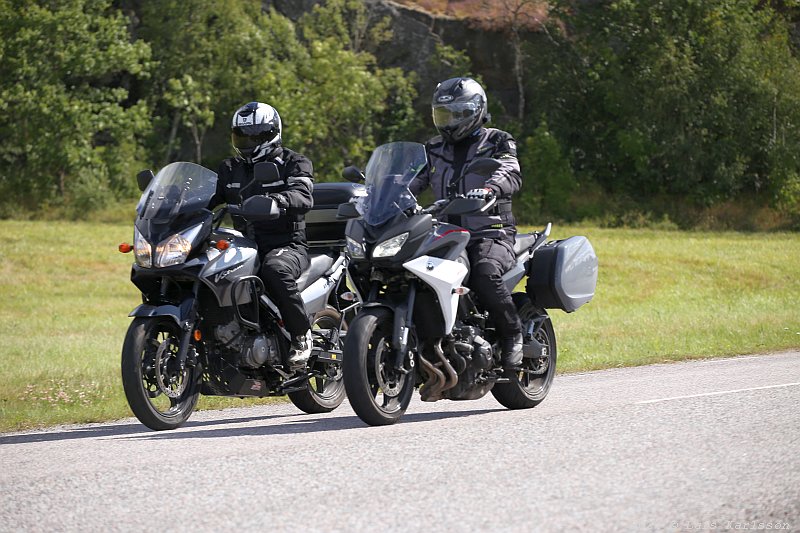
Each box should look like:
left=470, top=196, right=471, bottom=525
left=526, top=236, right=598, bottom=312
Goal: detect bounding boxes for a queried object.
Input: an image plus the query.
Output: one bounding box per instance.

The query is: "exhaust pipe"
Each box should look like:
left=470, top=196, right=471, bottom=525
left=419, top=354, right=445, bottom=402
left=419, top=340, right=459, bottom=401
left=435, top=341, right=458, bottom=393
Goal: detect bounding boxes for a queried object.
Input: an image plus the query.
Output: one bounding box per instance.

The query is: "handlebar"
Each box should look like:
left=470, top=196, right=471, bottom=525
left=420, top=195, right=488, bottom=218
left=420, top=198, right=451, bottom=216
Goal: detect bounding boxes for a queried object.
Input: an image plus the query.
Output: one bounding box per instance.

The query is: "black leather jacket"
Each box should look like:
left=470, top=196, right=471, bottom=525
left=209, top=147, right=314, bottom=250
left=409, top=127, right=521, bottom=242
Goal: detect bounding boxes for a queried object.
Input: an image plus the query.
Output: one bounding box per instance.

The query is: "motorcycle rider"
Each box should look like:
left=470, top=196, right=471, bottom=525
left=409, top=77, right=524, bottom=368
left=209, top=101, right=314, bottom=367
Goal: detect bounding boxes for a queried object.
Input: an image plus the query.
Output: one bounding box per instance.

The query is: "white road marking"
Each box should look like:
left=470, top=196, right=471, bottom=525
left=694, top=355, right=764, bottom=365
left=637, top=382, right=800, bottom=404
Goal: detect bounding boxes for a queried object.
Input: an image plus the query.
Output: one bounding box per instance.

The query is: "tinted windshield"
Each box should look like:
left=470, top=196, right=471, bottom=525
left=136, top=162, right=217, bottom=221
left=358, top=142, right=426, bottom=226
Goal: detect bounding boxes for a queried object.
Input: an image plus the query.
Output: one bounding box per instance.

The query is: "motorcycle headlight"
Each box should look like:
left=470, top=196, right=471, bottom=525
left=154, top=223, right=204, bottom=268
left=346, top=236, right=365, bottom=259
left=372, top=232, right=409, bottom=258
left=133, top=228, right=152, bottom=268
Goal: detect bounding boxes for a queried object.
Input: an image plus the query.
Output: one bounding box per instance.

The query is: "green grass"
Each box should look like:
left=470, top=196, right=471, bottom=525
left=0, top=220, right=798, bottom=431
left=537, top=225, right=800, bottom=372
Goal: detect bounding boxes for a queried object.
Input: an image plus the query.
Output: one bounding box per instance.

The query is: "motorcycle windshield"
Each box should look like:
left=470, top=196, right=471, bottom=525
left=359, top=142, right=427, bottom=226
left=136, top=162, right=218, bottom=222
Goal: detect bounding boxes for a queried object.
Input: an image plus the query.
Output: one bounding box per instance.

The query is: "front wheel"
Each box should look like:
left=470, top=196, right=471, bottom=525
left=121, top=317, right=200, bottom=430
left=288, top=308, right=347, bottom=414
left=343, top=308, right=415, bottom=426
left=491, top=293, right=557, bottom=409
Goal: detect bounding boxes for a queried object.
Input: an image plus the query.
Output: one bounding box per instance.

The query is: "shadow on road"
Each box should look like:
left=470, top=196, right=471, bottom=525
left=0, top=413, right=297, bottom=446
left=118, top=407, right=505, bottom=442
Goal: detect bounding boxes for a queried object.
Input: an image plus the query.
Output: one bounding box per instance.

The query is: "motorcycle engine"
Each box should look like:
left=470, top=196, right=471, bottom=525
left=215, top=321, right=280, bottom=368
left=444, top=325, right=495, bottom=400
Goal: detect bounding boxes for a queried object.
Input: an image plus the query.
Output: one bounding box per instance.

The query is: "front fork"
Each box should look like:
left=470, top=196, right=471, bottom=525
left=392, top=280, right=417, bottom=372
left=175, top=281, right=200, bottom=370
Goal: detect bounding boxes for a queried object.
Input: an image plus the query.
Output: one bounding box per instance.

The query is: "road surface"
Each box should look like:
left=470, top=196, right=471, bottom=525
left=1, top=351, right=798, bottom=532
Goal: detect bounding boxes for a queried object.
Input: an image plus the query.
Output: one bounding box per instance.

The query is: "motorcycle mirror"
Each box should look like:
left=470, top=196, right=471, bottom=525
left=136, top=169, right=154, bottom=192
left=253, top=162, right=281, bottom=183
left=464, top=157, right=502, bottom=177
left=342, top=166, right=365, bottom=183
left=337, top=201, right=360, bottom=219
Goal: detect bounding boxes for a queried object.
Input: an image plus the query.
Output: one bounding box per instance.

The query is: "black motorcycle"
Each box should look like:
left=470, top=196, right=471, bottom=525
left=119, top=161, right=362, bottom=430
left=337, top=142, right=598, bottom=426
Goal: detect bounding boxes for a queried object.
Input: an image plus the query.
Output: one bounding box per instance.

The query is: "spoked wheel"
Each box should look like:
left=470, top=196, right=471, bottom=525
left=288, top=307, right=347, bottom=414
left=343, top=308, right=415, bottom=426
left=121, top=317, right=200, bottom=430
left=491, top=293, right=557, bottom=409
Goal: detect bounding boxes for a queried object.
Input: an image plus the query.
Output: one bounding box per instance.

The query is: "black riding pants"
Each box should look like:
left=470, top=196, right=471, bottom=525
left=259, top=244, right=310, bottom=337
left=466, top=238, right=522, bottom=338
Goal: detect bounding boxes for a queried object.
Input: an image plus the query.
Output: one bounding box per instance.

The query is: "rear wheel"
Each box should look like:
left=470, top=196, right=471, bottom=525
left=343, top=308, right=415, bottom=426
left=491, top=293, right=557, bottom=409
left=121, top=317, right=200, bottom=430
left=288, top=308, right=346, bottom=414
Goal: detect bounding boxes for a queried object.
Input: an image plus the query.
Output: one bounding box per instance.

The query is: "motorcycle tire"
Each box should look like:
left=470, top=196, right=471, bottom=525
left=288, top=307, right=347, bottom=414
left=343, top=308, right=415, bottom=426
left=491, top=293, right=557, bottom=410
left=121, top=317, right=201, bottom=431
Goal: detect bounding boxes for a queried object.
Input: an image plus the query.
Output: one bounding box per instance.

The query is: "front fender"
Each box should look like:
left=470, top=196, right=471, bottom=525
left=129, top=298, right=195, bottom=326
left=359, top=301, right=395, bottom=312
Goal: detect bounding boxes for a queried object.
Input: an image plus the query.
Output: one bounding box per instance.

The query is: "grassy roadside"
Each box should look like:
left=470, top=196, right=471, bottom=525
left=0, top=220, right=798, bottom=432
left=542, top=225, right=800, bottom=371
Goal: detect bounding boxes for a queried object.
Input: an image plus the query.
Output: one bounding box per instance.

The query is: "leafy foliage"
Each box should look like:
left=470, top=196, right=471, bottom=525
left=0, top=0, right=420, bottom=216
left=517, top=120, right=575, bottom=221
left=1, top=0, right=800, bottom=226
left=0, top=0, right=151, bottom=216
left=526, top=0, right=800, bottom=214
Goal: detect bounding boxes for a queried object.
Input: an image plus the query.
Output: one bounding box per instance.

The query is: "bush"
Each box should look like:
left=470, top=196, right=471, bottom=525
left=526, top=0, right=800, bottom=212
left=517, top=121, right=575, bottom=222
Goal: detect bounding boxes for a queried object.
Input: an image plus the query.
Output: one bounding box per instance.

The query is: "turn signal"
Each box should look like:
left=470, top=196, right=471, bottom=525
left=215, top=240, right=230, bottom=251
left=340, top=292, right=356, bottom=302
left=452, top=287, right=470, bottom=295
left=193, top=329, right=202, bottom=341
left=119, top=243, right=133, bottom=253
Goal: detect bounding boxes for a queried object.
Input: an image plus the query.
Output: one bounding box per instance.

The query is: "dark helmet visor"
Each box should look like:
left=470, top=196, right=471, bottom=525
left=432, top=102, right=478, bottom=130
left=231, top=125, right=277, bottom=151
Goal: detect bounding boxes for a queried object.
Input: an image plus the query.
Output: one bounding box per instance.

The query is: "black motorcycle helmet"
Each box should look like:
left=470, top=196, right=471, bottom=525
left=230, top=101, right=282, bottom=162
left=431, top=77, right=489, bottom=143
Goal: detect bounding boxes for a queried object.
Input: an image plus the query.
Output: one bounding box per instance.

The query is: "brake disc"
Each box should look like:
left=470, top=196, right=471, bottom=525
left=374, top=341, right=403, bottom=398
left=154, top=338, right=187, bottom=399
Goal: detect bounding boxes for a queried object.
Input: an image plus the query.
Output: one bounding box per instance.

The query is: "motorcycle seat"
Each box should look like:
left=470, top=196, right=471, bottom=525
left=296, top=252, right=336, bottom=292
left=513, top=233, right=537, bottom=256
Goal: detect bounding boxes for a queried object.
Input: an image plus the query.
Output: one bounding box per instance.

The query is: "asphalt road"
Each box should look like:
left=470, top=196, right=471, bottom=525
left=1, top=351, right=798, bottom=533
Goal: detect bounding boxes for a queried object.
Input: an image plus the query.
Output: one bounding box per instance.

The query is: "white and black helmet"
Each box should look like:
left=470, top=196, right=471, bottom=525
left=431, top=77, right=489, bottom=143
left=231, top=102, right=282, bottom=162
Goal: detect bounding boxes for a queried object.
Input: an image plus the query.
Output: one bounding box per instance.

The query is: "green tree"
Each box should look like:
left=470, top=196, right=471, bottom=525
left=0, top=0, right=150, bottom=216
left=138, top=0, right=420, bottom=180
left=528, top=0, right=800, bottom=211
left=137, top=0, right=288, bottom=165
left=295, top=0, right=420, bottom=174
left=299, top=0, right=392, bottom=55
left=518, top=120, right=576, bottom=222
